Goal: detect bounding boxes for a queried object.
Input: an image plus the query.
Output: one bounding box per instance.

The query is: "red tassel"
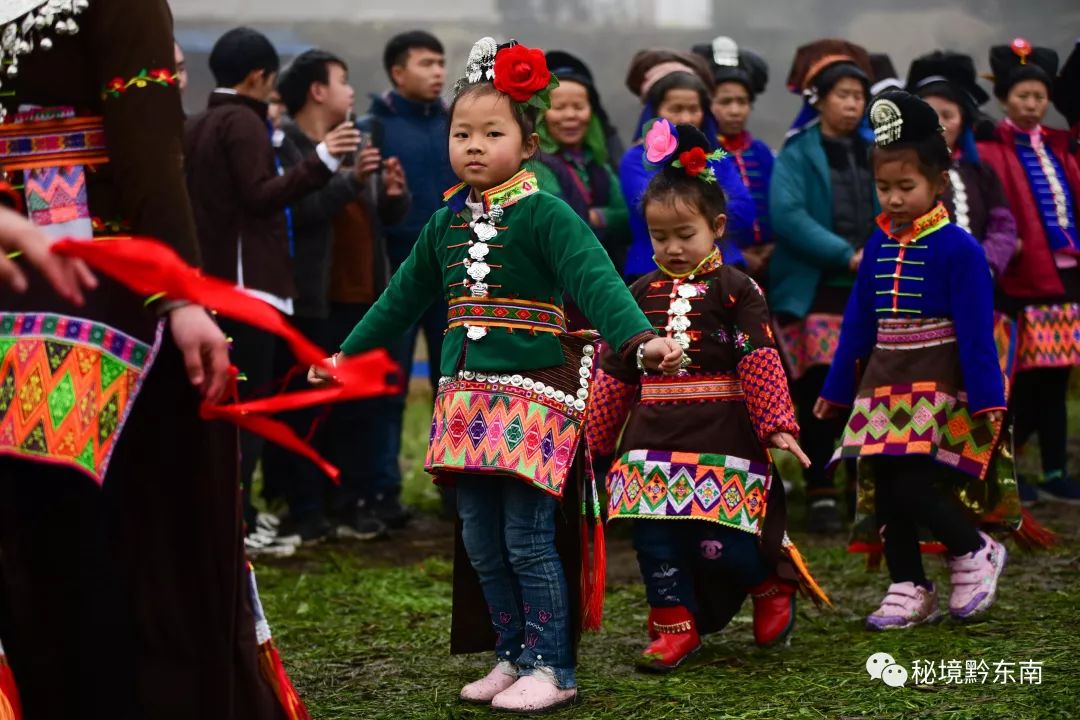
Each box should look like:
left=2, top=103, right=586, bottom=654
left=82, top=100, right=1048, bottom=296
left=0, top=653, right=21, bottom=720
left=257, top=641, right=311, bottom=720
left=584, top=520, right=606, bottom=630
left=578, top=515, right=592, bottom=625
left=1013, top=508, right=1060, bottom=550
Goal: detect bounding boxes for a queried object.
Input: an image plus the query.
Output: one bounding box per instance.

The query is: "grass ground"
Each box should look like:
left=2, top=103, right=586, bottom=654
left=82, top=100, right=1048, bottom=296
left=255, top=377, right=1080, bottom=720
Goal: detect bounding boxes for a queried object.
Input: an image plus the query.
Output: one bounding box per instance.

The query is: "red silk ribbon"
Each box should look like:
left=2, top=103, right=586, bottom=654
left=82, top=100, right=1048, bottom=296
left=52, top=236, right=403, bottom=480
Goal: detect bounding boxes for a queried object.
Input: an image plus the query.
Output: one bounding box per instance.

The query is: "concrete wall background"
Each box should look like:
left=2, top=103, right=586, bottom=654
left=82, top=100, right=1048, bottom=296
left=171, top=0, right=1080, bottom=148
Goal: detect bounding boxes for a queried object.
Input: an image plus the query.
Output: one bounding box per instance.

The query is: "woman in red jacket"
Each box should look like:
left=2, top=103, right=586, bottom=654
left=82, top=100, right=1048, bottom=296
left=978, top=39, right=1080, bottom=504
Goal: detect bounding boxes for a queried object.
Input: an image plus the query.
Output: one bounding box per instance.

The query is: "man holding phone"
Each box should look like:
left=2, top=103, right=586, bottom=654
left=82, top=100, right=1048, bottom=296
left=268, top=49, right=409, bottom=545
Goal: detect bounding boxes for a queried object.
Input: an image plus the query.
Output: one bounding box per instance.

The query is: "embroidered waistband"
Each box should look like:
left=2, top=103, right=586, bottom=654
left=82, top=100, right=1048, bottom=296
left=640, top=372, right=744, bottom=403
left=436, top=346, right=596, bottom=415
left=876, top=317, right=956, bottom=349
left=0, top=116, right=109, bottom=172
left=447, top=296, right=566, bottom=334
left=1, top=312, right=154, bottom=369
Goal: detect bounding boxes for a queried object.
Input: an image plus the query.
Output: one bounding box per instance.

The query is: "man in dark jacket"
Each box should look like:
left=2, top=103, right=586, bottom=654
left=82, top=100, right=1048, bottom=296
left=368, top=30, right=459, bottom=519
left=183, top=28, right=360, bottom=530
left=265, top=49, right=410, bottom=543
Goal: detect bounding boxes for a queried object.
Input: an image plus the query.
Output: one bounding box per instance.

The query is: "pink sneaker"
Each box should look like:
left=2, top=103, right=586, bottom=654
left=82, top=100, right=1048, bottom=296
left=491, top=670, right=577, bottom=714
left=866, top=582, right=941, bottom=631
left=460, top=660, right=518, bottom=704
left=947, top=531, right=1007, bottom=620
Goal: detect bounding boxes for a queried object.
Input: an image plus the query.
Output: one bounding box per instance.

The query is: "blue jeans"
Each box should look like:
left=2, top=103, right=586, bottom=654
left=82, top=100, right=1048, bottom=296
left=456, top=475, right=575, bottom=689
left=632, top=519, right=770, bottom=616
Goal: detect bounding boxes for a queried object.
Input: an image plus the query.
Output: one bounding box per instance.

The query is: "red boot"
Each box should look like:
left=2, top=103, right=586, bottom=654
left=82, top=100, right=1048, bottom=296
left=748, top=576, right=798, bottom=647
left=638, top=606, right=700, bottom=672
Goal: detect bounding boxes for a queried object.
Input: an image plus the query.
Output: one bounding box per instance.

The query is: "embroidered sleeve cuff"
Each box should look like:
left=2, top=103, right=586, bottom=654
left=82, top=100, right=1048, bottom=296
left=616, top=330, right=657, bottom=363
left=972, top=406, right=1007, bottom=418
left=738, top=347, right=800, bottom=441
left=586, top=369, right=637, bottom=456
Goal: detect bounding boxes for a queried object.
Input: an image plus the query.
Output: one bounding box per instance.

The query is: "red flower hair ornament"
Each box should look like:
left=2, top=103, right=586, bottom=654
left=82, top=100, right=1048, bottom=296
left=641, top=118, right=727, bottom=182
left=462, top=37, right=559, bottom=110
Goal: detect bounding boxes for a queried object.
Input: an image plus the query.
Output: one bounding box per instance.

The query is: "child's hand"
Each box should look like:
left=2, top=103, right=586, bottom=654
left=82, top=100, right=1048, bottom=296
left=641, top=337, right=683, bottom=374
left=770, top=432, right=811, bottom=468
left=984, top=409, right=1004, bottom=424
left=812, top=397, right=841, bottom=420
left=308, top=354, right=340, bottom=386
left=848, top=248, right=864, bottom=272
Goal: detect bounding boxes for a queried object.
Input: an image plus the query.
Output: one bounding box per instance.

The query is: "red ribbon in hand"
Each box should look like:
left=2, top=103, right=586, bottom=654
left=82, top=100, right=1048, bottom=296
left=52, top=236, right=403, bottom=480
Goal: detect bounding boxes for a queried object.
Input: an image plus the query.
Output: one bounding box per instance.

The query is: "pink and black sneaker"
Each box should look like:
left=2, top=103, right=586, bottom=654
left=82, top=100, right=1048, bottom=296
left=866, top=582, right=941, bottom=631
left=947, top=531, right=1007, bottom=620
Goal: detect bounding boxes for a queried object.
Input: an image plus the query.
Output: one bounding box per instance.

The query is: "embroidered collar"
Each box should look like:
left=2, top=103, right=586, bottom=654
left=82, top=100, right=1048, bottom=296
left=718, top=131, right=753, bottom=154
left=1004, top=117, right=1046, bottom=147
left=875, top=202, right=950, bottom=244
left=443, top=169, right=540, bottom=216
left=654, top=248, right=724, bottom=279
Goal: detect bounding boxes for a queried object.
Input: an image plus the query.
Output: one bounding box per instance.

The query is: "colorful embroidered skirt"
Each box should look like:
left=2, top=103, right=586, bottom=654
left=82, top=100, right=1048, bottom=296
left=0, top=312, right=163, bottom=485
left=606, top=450, right=771, bottom=535
left=425, top=333, right=596, bottom=497
left=828, top=319, right=1003, bottom=481
left=833, top=318, right=1021, bottom=555
left=773, top=313, right=843, bottom=380
left=1014, top=302, right=1080, bottom=371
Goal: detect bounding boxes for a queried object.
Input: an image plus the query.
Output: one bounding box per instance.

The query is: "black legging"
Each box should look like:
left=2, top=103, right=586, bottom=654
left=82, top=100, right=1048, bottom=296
left=1011, top=367, right=1072, bottom=480
left=871, top=456, right=982, bottom=586
left=792, top=365, right=846, bottom=497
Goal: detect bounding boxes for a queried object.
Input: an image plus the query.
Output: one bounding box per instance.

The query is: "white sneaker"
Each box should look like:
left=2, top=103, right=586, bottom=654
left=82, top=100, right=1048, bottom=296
left=256, top=512, right=281, bottom=532
left=244, top=533, right=296, bottom=558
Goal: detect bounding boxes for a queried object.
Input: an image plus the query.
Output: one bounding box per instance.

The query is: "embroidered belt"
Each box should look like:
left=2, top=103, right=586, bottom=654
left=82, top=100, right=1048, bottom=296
left=447, top=296, right=566, bottom=334
left=640, top=372, right=744, bottom=403
left=876, top=318, right=956, bottom=349
left=0, top=116, right=109, bottom=172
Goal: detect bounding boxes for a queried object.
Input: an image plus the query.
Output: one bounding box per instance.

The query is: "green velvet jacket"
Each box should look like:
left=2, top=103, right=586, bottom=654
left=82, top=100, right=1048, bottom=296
left=340, top=169, right=655, bottom=375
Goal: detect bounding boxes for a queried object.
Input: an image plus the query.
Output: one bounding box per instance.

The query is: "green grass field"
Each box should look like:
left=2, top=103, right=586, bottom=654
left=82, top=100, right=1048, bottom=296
left=255, top=382, right=1080, bottom=720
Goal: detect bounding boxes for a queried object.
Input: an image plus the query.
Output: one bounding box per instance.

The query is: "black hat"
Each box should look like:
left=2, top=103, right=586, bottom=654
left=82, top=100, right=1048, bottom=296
left=546, top=50, right=594, bottom=89
left=869, top=53, right=904, bottom=96
left=690, top=36, right=769, bottom=99
left=544, top=50, right=615, bottom=134
left=1054, top=39, right=1080, bottom=126
left=989, top=38, right=1058, bottom=100
left=906, top=50, right=990, bottom=126
left=868, top=90, right=943, bottom=148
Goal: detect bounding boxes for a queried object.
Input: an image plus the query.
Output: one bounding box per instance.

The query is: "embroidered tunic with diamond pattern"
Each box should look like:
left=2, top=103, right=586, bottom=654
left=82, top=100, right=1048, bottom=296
left=821, top=204, right=1005, bottom=416
left=820, top=204, right=1007, bottom=482
left=587, top=255, right=799, bottom=532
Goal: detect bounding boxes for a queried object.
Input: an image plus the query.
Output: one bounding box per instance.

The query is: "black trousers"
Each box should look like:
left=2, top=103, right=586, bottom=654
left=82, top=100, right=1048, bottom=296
left=870, top=455, right=983, bottom=586
left=218, top=318, right=278, bottom=528
left=791, top=365, right=846, bottom=497
left=1011, top=367, right=1072, bottom=480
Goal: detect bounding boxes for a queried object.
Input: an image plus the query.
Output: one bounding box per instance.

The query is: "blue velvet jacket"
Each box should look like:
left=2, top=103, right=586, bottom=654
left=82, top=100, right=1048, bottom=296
left=720, top=131, right=775, bottom=246
left=820, top=204, right=1006, bottom=415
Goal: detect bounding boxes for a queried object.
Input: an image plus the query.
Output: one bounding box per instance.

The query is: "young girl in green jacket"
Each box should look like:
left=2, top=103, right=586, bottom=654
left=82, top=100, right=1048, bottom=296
left=314, top=38, right=681, bottom=714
